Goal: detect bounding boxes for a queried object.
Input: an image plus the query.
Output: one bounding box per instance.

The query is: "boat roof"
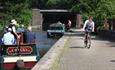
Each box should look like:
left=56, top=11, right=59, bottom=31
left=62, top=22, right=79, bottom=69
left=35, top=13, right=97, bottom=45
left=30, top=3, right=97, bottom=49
left=50, top=22, right=64, bottom=27
left=40, top=9, right=70, bottom=13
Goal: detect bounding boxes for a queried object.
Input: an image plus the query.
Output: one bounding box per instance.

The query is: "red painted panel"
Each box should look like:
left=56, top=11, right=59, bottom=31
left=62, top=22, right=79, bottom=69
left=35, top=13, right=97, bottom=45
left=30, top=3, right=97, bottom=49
left=4, top=63, right=16, bottom=70
left=4, top=62, right=37, bottom=70
left=25, top=62, right=36, bottom=68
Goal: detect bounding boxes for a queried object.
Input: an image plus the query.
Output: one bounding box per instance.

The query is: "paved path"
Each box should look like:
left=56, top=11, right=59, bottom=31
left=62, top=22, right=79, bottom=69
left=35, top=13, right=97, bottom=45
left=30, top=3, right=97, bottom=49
left=52, top=30, right=115, bottom=70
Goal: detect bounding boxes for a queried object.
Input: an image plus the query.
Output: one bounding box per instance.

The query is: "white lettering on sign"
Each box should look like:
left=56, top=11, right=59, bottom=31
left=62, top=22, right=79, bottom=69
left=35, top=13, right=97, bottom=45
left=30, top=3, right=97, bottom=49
left=7, top=46, right=33, bottom=55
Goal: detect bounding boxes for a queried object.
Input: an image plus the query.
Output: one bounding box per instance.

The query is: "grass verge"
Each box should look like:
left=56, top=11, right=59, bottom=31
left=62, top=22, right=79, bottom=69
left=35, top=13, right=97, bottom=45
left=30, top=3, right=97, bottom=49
left=49, top=37, right=70, bottom=70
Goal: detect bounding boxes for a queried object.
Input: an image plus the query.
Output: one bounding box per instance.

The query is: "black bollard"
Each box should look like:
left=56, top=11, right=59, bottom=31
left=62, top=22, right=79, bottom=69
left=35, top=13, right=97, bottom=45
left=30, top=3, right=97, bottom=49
left=0, top=45, right=4, bottom=70
left=0, top=55, right=4, bottom=70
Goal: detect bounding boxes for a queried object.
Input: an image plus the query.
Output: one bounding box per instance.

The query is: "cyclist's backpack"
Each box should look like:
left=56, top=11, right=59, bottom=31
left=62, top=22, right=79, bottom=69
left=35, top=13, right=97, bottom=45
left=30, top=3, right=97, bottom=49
left=85, top=22, right=93, bottom=32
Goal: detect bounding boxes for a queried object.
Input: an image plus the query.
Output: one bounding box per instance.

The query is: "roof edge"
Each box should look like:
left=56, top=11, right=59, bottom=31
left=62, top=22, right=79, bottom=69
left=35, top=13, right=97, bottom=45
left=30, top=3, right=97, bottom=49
left=40, top=9, right=70, bottom=13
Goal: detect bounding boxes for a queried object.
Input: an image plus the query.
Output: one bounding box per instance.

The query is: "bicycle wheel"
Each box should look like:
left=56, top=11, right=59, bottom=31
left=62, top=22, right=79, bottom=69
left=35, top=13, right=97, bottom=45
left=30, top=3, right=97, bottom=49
left=84, top=34, right=88, bottom=48
left=87, top=34, right=91, bottom=49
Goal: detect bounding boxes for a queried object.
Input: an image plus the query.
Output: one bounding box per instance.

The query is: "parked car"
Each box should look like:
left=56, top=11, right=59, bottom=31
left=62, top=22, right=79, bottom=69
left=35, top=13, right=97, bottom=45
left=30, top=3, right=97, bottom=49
left=47, top=22, right=65, bottom=38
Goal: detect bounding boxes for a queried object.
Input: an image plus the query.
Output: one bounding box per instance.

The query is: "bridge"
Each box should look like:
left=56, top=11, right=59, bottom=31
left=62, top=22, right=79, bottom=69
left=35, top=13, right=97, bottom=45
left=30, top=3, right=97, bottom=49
left=32, top=9, right=82, bottom=31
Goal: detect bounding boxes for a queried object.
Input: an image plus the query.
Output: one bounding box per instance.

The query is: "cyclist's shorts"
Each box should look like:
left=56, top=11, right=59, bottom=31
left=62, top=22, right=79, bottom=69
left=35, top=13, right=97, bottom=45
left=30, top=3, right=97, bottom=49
left=85, top=31, right=91, bottom=34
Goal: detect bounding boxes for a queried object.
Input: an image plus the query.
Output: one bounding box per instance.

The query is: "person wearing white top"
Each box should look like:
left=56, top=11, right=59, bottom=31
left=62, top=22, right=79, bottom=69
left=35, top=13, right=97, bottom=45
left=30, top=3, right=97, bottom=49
left=2, top=28, right=15, bottom=45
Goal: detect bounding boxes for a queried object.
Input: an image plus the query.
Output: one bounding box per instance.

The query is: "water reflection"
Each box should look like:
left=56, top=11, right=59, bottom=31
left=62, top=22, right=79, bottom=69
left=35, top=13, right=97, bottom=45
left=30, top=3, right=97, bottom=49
left=35, top=31, right=59, bottom=57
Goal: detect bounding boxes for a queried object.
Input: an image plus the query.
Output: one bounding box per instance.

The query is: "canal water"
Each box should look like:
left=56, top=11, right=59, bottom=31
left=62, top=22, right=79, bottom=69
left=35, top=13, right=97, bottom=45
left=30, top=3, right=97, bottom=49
left=35, top=31, right=59, bottom=58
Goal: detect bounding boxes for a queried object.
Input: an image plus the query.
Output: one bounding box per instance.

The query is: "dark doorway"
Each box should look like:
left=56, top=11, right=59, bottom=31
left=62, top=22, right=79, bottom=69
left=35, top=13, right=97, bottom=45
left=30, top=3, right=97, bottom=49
left=41, top=11, right=76, bottom=31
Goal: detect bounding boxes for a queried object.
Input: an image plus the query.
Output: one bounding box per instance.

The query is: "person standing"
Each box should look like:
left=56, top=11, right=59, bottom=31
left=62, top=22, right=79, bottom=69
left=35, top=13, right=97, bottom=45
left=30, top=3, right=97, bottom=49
left=8, top=19, right=20, bottom=44
left=67, top=20, right=72, bottom=31
left=9, top=19, right=18, bottom=33
left=26, top=26, right=36, bottom=43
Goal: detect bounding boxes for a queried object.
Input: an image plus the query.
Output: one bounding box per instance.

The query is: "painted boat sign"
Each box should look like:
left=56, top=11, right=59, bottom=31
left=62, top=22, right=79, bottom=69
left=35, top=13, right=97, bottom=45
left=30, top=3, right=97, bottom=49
left=7, top=46, right=33, bottom=55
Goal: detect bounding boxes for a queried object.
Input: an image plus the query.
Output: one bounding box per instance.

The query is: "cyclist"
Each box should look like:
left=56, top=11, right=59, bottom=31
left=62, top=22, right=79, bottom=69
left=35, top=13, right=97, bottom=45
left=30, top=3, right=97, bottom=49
left=83, top=16, right=95, bottom=48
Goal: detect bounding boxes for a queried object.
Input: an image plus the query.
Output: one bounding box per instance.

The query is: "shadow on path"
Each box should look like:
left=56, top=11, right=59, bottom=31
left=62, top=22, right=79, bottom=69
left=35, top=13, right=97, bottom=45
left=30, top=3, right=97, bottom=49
left=110, top=60, right=115, bottom=62
left=70, top=46, right=84, bottom=49
left=65, top=30, right=115, bottom=49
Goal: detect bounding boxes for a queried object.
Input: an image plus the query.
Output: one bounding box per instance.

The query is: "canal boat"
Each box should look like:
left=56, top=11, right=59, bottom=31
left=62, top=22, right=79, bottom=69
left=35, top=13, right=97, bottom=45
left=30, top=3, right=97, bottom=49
left=47, top=22, right=65, bottom=38
left=0, top=32, right=40, bottom=70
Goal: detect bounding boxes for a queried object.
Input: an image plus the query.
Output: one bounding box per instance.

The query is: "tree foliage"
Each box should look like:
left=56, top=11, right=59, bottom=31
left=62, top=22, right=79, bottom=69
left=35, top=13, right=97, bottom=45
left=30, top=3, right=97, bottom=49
left=70, top=0, right=115, bottom=28
left=38, top=0, right=115, bottom=25
left=0, top=0, right=32, bottom=30
left=46, top=0, right=74, bottom=9
left=0, top=0, right=115, bottom=30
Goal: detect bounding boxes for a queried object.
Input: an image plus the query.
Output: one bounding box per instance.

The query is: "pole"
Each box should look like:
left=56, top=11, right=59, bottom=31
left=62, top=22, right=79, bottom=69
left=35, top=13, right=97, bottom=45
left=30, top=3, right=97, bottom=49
left=16, top=35, right=25, bottom=69
left=17, top=35, right=21, bottom=56
left=0, top=45, right=4, bottom=70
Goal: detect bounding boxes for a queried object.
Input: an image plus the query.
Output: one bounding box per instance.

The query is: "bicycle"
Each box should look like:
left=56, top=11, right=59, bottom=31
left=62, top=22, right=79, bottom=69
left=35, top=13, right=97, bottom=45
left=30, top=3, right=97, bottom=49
left=84, top=32, right=91, bottom=49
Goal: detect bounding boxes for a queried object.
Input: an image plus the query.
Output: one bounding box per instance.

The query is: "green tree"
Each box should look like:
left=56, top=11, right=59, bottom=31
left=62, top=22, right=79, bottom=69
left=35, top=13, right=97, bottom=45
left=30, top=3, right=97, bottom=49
left=71, top=0, right=115, bottom=29
left=46, top=0, right=76, bottom=9
left=0, top=0, right=32, bottom=30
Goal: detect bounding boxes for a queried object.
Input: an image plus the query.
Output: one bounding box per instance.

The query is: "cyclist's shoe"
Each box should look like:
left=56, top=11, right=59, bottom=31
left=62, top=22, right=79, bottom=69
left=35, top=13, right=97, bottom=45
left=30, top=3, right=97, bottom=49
left=88, top=44, right=91, bottom=49
left=88, top=46, right=90, bottom=49
left=89, top=44, right=91, bottom=47
left=84, top=44, right=87, bottom=48
left=85, top=45, right=87, bottom=48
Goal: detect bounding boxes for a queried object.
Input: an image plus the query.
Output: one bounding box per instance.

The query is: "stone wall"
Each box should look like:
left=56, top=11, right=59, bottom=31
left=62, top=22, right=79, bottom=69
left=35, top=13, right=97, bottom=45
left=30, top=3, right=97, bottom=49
left=32, top=9, right=43, bottom=31
left=32, top=35, right=69, bottom=70
left=76, top=14, right=83, bottom=28
left=98, top=30, right=115, bottom=41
